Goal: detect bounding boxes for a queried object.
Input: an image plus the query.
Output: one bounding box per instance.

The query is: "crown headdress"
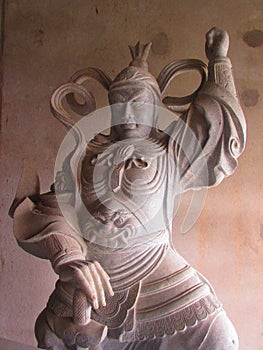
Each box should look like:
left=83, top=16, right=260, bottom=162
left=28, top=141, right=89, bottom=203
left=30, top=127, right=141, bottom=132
left=50, top=40, right=207, bottom=132
left=128, top=41, right=152, bottom=71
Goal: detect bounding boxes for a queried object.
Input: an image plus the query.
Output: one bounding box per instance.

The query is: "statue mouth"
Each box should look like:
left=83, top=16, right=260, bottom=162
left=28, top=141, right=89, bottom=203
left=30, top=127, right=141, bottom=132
left=121, top=123, right=137, bottom=130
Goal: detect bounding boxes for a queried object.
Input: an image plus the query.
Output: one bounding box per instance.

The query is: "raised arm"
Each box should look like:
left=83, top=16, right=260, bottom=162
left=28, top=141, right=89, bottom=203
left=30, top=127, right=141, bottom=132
left=206, top=27, right=237, bottom=97
left=169, top=27, right=246, bottom=192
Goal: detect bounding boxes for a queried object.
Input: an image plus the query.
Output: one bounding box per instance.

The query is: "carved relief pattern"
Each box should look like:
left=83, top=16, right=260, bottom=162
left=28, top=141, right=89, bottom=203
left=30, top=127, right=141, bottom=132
left=123, top=294, right=221, bottom=342
left=92, top=283, right=140, bottom=328
left=10, top=27, right=246, bottom=350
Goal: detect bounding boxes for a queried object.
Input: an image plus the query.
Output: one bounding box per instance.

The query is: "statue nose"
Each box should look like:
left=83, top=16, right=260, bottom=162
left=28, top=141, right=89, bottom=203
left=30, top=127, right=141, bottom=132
left=122, top=104, right=136, bottom=123
left=122, top=114, right=136, bottom=123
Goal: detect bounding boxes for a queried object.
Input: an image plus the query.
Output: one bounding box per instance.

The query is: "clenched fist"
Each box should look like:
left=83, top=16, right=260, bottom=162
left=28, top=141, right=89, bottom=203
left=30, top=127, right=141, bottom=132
left=205, top=27, right=229, bottom=60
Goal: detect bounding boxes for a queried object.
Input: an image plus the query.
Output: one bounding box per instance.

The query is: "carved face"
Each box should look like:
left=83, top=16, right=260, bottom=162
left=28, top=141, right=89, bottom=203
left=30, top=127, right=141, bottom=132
left=109, top=87, right=159, bottom=140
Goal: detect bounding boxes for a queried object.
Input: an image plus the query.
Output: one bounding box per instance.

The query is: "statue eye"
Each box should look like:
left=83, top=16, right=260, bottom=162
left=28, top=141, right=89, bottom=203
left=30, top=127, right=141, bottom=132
left=131, top=101, right=145, bottom=110
left=110, top=93, right=126, bottom=103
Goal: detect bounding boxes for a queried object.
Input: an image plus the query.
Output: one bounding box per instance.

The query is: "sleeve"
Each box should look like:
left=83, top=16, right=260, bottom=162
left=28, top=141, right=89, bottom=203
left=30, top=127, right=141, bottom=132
left=168, top=56, right=246, bottom=192
left=13, top=191, right=87, bottom=273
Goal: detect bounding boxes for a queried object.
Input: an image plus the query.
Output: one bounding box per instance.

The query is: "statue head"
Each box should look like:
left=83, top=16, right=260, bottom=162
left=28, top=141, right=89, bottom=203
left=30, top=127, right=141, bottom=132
left=50, top=40, right=207, bottom=141
left=108, top=42, right=161, bottom=140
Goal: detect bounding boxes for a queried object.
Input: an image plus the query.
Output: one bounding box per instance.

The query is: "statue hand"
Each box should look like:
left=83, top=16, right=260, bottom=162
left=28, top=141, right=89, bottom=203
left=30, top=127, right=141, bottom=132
left=58, top=260, right=114, bottom=309
left=205, top=27, right=229, bottom=60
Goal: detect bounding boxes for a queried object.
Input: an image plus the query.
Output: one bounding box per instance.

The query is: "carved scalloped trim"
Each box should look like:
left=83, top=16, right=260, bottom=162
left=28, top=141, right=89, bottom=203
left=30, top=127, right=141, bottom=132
left=122, top=294, right=221, bottom=342
left=91, top=283, right=140, bottom=328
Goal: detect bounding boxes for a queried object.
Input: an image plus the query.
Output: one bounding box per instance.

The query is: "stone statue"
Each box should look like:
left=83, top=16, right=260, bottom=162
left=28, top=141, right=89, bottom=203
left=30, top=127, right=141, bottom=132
left=9, top=27, right=246, bottom=350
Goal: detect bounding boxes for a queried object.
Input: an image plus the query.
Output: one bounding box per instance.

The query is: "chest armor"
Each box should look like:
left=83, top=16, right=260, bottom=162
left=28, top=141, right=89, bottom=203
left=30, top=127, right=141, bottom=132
left=80, top=138, right=169, bottom=247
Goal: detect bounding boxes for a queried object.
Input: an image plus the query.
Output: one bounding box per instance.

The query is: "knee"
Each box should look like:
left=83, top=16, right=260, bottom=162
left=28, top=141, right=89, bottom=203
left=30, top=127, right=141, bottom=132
left=199, top=312, right=239, bottom=350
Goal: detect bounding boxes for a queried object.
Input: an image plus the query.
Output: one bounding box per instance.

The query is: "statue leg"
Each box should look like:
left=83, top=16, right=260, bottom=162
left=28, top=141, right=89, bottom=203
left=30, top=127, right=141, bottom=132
left=198, top=311, right=238, bottom=350
left=157, top=310, right=238, bottom=350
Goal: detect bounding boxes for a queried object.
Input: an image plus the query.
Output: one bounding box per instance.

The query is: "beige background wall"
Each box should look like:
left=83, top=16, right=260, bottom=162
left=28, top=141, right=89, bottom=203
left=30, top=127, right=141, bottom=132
left=0, top=0, right=262, bottom=349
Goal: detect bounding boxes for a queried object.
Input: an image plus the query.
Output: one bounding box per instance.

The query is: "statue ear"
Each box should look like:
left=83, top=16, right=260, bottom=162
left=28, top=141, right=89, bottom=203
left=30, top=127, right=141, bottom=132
left=157, top=59, right=207, bottom=112
left=50, top=68, right=112, bottom=130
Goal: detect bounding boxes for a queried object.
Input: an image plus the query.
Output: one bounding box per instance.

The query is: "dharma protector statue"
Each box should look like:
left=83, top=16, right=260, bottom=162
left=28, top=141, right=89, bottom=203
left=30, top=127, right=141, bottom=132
left=10, top=27, right=246, bottom=350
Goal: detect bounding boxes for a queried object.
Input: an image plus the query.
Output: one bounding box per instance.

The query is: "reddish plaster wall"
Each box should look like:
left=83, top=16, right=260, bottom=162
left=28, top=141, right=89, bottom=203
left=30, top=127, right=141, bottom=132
left=0, top=1, right=262, bottom=349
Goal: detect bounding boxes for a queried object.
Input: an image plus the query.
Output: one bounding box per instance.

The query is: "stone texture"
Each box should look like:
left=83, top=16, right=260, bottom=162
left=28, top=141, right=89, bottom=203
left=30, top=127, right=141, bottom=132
left=0, top=1, right=263, bottom=349
left=0, top=337, right=37, bottom=350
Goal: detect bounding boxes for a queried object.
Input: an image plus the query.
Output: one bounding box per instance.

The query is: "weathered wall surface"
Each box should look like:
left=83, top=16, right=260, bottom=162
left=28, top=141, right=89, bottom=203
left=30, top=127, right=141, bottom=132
left=0, top=0, right=262, bottom=349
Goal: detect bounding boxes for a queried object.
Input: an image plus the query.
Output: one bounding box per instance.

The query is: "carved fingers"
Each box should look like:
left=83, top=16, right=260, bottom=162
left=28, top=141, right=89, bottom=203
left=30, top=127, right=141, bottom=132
left=205, top=27, right=229, bottom=60
left=59, top=260, right=114, bottom=310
